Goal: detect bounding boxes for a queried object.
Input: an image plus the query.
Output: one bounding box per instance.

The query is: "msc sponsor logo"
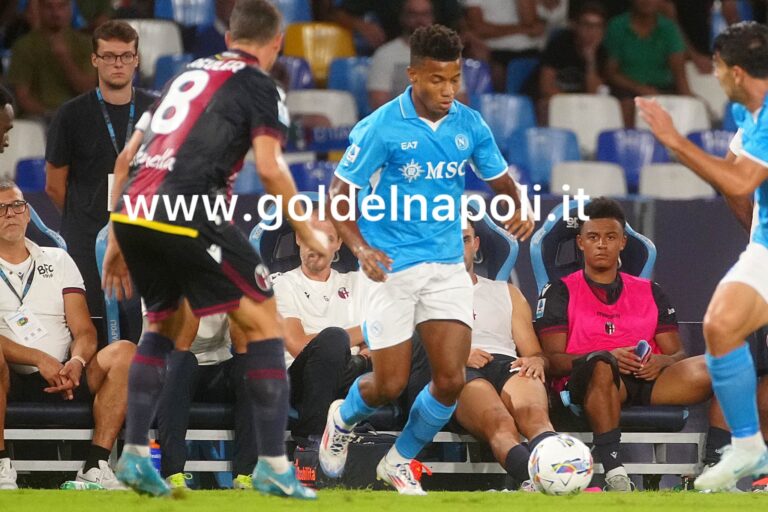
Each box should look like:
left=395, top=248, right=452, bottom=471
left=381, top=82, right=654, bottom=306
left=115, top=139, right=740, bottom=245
left=399, top=159, right=469, bottom=182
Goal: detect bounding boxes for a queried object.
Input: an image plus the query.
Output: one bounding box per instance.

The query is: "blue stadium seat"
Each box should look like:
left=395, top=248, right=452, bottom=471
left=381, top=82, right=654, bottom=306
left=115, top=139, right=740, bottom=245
left=328, top=57, right=372, bottom=117
left=596, top=129, right=670, bottom=192
left=462, top=58, right=492, bottom=104
left=722, top=101, right=738, bottom=132
left=154, top=0, right=215, bottom=27
left=233, top=162, right=264, bottom=195
left=505, top=57, right=539, bottom=94
left=506, top=127, right=580, bottom=189
left=153, top=53, right=194, bottom=91
left=270, top=0, right=312, bottom=23
left=466, top=199, right=518, bottom=281
left=289, top=161, right=336, bottom=192
left=687, top=129, right=736, bottom=157
left=95, top=225, right=121, bottom=343
left=530, top=200, right=656, bottom=294
left=276, top=56, right=315, bottom=90
left=27, top=203, right=67, bottom=250
left=476, top=94, right=536, bottom=155
left=15, top=158, right=46, bottom=193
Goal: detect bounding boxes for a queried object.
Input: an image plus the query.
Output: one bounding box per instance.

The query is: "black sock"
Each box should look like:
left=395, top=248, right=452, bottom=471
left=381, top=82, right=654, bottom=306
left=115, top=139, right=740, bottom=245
left=703, top=426, right=731, bottom=466
left=84, top=445, right=113, bottom=472
left=593, top=428, right=622, bottom=473
left=0, top=449, right=8, bottom=459
left=504, top=444, right=531, bottom=487
left=244, top=339, right=289, bottom=457
left=529, top=431, right=558, bottom=452
left=125, top=332, right=174, bottom=446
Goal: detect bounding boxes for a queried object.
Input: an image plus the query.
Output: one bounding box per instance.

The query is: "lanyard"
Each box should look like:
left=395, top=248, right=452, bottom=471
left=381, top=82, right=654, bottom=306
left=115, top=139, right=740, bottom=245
left=0, top=261, right=36, bottom=306
left=96, top=87, right=135, bottom=156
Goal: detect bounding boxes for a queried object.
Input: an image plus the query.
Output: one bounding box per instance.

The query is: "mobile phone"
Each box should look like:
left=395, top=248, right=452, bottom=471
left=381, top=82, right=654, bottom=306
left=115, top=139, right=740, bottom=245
left=635, top=340, right=652, bottom=364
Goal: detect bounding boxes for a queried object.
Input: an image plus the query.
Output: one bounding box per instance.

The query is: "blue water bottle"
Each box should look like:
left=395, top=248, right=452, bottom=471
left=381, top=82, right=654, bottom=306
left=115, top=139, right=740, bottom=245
left=150, top=440, right=162, bottom=472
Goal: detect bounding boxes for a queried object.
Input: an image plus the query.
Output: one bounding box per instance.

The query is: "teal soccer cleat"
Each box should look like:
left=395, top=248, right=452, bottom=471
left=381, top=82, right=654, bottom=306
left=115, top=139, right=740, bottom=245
left=115, top=451, right=171, bottom=497
left=252, top=460, right=317, bottom=500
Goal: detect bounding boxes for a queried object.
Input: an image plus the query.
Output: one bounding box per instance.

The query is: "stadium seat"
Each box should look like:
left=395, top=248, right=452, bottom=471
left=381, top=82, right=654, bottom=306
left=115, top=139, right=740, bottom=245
left=283, top=22, right=355, bottom=86
left=685, top=61, right=728, bottom=123
left=506, top=127, right=580, bottom=189
left=328, top=57, right=372, bottom=117
left=0, top=119, right=46, bottom=178
left=687, top=129, right=736, bottom=157
left=462, top=58, right=492, bottom=104
left=638, top=163, right=716, bottom=199
left=95, top=225, right=121, bottom=342
left=722, top=101, right=738, bottom=132
left=596, top=129, right=670, bottom=192
left=15, top=158, right=46, bottom=193
left=233, top=161, right=264, bottom=195
left=475, top=94, right=536, bottom=155
left=505, top=57, right=539, bottom=94
left=634, top=95, right=710, bottom=135
left=125, top=20, right=184, bottom=84
left=466, top=199, right=518, bottom=281
left=549, top=94, right=624, bottom=157
left=26, top=203, right=67, bottom=250
left=277, top=55, right=315, bottom=90
left=289, top=160, right=336, bottom=191
left=271, top=0, right=312, bottom=24
left=154, top=0, right=215, bottom=27
left=286, top=89, right=358, bottom=126
left=153, top=53, right=194, bottom=91
left=530, top=200, right=656, bottom=294
left=549, top=161, right=627, bottom=198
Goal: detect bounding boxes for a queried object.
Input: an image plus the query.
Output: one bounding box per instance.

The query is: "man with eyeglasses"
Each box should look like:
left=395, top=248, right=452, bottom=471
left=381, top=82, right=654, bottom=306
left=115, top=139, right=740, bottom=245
left=0, top=180, right=136, bottom=490
left=45, top=20, right=155, bottom=345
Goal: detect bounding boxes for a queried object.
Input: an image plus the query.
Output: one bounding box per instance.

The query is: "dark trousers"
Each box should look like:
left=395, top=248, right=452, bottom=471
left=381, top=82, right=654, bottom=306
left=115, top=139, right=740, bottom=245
left=156, top=351, right=256, bottom=477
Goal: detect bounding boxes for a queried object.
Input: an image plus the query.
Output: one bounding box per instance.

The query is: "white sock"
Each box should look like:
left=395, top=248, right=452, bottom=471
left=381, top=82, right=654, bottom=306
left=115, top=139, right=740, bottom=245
left=384, top=445, right=410, bottom=466
left=732, top=432, right=766, bottom=453
left=123, top=443, right=150, bottom=458
left=333, top=407, right=355, bottom=431
left=261, top=456, right=290, bottom=474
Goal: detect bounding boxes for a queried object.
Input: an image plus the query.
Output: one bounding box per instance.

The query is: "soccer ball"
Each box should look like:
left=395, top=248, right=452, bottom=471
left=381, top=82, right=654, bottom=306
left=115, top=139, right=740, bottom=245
left=528, top=434, right=594, bottom=495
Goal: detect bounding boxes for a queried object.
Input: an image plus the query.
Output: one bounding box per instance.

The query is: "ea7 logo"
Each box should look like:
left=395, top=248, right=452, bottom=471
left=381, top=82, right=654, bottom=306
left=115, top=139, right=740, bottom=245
left=37, top=264, right=54, bottom=278
left=401, top=141, right=418, bottom=150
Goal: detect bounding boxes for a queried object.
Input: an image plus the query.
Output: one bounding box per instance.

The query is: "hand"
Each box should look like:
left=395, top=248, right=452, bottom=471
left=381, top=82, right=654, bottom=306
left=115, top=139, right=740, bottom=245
left=635, top=353, right=675, bottom=381
left=355, top=245, right=393, bottom=282
left=467, top=349, right=493, bottom=369
left=504, top=209, right=535, bottom=242
left=358, top=21, right=386, bottom=48
left=610, top=346, right=642, bottom=374
left=37, top=353, right=74, bottom=398
left=47, top=32, right=72, bottom=59
left=635, top=97, right=685, bottom=148
left=102, top=239, right=133, bottom=300
left=510, top=356, right=545, bottom=381
left=358, top=346, right=371, bottom=359
left=59, top=359, right=84, bottom=389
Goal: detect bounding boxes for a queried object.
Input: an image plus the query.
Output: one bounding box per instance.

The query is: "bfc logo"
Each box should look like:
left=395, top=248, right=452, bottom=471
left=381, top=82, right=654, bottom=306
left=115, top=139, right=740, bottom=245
left=399, top=159, right=469, bottom=182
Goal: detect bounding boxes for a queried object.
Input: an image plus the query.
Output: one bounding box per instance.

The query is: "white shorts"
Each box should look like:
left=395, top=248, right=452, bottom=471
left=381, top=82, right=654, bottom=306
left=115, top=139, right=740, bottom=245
left=360, top=262, right=473, bottom=350
left=720, top=242, right=768, bottom=304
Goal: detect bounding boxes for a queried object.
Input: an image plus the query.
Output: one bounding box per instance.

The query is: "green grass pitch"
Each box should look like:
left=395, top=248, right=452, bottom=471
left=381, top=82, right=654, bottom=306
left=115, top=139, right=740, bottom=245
left=0, top=489, right=765, bottom=512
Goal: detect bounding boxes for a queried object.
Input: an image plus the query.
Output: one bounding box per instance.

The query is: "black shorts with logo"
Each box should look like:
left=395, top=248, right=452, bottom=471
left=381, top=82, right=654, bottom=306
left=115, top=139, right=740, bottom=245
left=466, top=354, right=519, bottom=394
left=113, top=220, right=273, bottom=321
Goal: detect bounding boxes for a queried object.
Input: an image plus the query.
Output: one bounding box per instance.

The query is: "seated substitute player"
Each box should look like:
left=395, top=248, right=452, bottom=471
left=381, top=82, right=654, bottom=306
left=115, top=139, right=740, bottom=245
left=0, top=181, right=135, bottom=490
left=536, top=198, right=726, bottom=491
left=101, top=0, right=328, bottom=499
left=272, top=213, right=370, bottom=446
left=637, top=21, right=768, bottom=491
left=455, top=221, right=557, bottom=489
left=319, top=24, right=534, bottom=496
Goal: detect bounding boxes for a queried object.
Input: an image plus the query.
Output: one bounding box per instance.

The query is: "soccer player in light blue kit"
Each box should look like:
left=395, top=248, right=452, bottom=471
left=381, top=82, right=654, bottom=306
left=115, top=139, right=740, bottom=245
left=637, top=21, right=768, bottom=491
left=318, top=25, right=534, bottom=495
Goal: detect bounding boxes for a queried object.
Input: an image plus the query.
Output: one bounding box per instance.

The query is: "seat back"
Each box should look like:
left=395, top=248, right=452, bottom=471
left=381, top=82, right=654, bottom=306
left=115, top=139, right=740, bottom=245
left=15, top=158, right=46, bottom=193
left=125, top=20, right=184, bottom=83
left=550, top=161, right=627, bottom=197
left=286, top=89, right=358, bottom=126
left=0, top=120, right=46, bottom=178
left=685, top=61, right=728, bottom=123
left=462, top=59, right=492, bottom=103
left=328, top=57, right=372, bottom=117
left=276, top=56, right=315, bottom=90
left=153, top=53, right=194, bottom=91
left=154, top=0, right=215, bottom=27
left=283, top=22, right=355, bottom=86
left=25, top=203, right=67, bottom=250
left=467, top=199, right=519, bottom=281
left=270, top=0, right=312, bottom=23
left=233, top=161, right=264, bottom=195
left=289, top=161, right=336, bottom=192
left=549, top=94, right=623, bottom=156
left=505, top=57, right=539, bottom=94
left=530, top=200, right=656, bottom=293
left=507, top=127, right=580, bottom=188
left=687, top=129, right=736, bottom=157
left=95, top=225, right=120, bottom=342
left=635, top=95, right=710, bottom=135
left=475, top=94, right=536, bottom=155
left=249, top=192, right=358, bottom=274
left=596, top=129, right=670, bottom=191
left=638, top=163, right=716, bottom=199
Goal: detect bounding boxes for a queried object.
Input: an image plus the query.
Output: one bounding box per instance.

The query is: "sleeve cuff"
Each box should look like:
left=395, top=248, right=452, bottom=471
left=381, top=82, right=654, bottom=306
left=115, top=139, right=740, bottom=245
left=62, top=287, right=86, bottom=295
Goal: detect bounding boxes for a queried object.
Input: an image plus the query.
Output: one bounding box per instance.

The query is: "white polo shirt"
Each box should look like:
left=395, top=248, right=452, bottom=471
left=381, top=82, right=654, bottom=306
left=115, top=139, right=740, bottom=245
left=0, top=239, right=85, bottom=374
left=272, top=268, right=361, bottom=367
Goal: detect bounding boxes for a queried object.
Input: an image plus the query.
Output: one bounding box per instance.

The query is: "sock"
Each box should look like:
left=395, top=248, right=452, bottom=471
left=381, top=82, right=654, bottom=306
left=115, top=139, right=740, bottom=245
left=394, top=384, right=456, bottom=459
left=706, top=344, right=761, bottom=439
left=703, top=426, right=731, bottom=465
left=593, top=428, right=622, bottom=473
left=123, top=444, right=150, bottom=457
left=504, top=444, right=531, bottom=486
left=244, top=339, right=290, bottom=457
left=528, top=431, right=558, bottom=453
left=384, top=445, right=410, bottom=466
left=260, top=455, right=290, bottom=473
left=0, top=450, right=7, bottom=460
left=125, top=332, right=174, bottom=446
left=338, top=376, right=379, bottom=427
left=84, top=445, right=112, bottom=472
left=733, top=431, right=766, bottom=452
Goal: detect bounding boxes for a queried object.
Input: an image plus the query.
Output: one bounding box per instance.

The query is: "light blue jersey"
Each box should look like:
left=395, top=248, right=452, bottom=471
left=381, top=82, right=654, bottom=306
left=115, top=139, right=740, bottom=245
left=732, top=99, right=768, bottom=248
left=335, top=86, right=508, bottom=272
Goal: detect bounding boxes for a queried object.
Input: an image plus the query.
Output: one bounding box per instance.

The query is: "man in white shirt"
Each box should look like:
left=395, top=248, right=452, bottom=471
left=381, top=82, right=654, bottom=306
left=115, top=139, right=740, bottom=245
left=0, top=180, right=135, bottom=490
left=455, top=220, right=556, bottom=489
left=272, top=214, right=369, bottom=444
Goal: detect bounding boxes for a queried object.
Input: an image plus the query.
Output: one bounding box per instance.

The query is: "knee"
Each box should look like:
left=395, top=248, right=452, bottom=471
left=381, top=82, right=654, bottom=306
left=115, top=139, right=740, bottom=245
left=589, top=360, right=615, bottom=385
left=311, top=328, right=350, bottom=362
left=106, top=340, right=137, bottom=371
left=432, top=371, right=466, bottom=401
left=688, top=356, right=713, bottom=387
left=702, top=312, right=737, bottom=345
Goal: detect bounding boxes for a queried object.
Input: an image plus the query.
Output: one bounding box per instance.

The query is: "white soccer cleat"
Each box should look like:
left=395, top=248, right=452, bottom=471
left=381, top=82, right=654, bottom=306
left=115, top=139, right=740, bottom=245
left=375, top=457, right=428, bottom=496
left=77, top=460, right=128, bottom=490
left=319, top=399, right=355, bottom=478
left=695, top=445, right=768, bottom=492
left=0, top=458, right=17, bottom=490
